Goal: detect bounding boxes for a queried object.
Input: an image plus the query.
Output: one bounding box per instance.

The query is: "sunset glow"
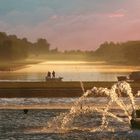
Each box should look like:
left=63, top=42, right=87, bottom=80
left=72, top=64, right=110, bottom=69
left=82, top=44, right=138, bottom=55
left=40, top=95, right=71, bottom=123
left=0, top=0, right=140, bottom=50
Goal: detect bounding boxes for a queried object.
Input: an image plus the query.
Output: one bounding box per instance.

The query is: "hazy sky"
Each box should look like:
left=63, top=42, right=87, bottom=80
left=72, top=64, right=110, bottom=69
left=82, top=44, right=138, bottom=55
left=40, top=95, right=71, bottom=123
left=0, top=0, right=140, bottom=50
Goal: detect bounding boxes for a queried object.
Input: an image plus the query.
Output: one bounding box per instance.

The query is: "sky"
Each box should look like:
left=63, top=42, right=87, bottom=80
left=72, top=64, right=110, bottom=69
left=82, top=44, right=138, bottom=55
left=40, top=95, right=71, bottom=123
left=0, top=0, right=140, bottom=50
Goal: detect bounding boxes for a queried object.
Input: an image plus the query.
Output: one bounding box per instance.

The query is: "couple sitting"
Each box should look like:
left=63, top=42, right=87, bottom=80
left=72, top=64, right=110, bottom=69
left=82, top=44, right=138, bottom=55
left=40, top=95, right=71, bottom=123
left=47, top=71, right=55, bottom=78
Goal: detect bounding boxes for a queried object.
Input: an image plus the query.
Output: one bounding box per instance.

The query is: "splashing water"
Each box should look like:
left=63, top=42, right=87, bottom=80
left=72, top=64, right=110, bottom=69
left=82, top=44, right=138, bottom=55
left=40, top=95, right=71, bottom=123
left=45, top=81, right=137, bottom=133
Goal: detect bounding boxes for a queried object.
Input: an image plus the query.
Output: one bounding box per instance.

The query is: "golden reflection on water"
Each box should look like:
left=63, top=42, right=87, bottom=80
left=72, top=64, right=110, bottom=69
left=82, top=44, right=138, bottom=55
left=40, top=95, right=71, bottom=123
left=16, top=61, right=140, bottom=73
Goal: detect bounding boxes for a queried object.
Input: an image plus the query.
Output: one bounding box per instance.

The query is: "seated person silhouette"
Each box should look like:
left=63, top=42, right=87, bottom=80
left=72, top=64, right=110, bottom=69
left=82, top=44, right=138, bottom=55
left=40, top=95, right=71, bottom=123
left=52, top=71, right=55, bottom=78
left=47, top=71, right=51, bottom=78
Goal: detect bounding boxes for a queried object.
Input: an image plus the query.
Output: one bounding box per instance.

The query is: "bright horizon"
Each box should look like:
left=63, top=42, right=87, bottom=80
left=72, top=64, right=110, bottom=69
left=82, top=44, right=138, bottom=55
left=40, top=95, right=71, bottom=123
left=0, top=0, right=140, bottom=50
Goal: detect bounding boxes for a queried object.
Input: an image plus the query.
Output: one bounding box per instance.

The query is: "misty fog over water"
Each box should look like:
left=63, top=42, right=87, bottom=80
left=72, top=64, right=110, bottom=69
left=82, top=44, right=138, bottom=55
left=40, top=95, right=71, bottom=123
left=0, top=61, right=140, bottom=82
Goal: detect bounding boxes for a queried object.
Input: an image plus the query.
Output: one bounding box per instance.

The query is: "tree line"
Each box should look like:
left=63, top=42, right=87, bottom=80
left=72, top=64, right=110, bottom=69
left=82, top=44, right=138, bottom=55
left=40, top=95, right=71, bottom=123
left=0, top=32, right=50, bottom=61
left=0, top=32, right=140, bottom=64
left=94, top=41, right=140, bottom=64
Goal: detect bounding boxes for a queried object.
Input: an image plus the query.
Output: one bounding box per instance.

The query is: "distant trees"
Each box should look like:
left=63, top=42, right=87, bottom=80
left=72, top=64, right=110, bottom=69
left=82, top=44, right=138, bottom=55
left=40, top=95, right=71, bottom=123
left=123, top=41, right=140, bottom=63
left=35, top=38, right=50, bottom=54
left=94, top=41, right=140, bottom=64
left=0, top=32, right=30, bottom=60
left=50, top=48, right=58, bottom=54
left=0, top=31, right=140, bottom=64
left=94, top=41, right=124, bottom=61
left=0, top=32, right=50, bottom=61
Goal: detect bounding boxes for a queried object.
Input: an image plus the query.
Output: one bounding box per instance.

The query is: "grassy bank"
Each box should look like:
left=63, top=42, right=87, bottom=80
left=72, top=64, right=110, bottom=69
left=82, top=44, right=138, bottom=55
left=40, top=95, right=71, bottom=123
left=0, top=81, right=139, bottom=98
left=0, top=81, right=116, bottom=89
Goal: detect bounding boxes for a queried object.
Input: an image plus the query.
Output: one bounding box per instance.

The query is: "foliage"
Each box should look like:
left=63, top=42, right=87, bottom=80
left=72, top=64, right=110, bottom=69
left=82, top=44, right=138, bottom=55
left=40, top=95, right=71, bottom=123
left=0, top=32, right=139, bottom=64
left=94, top=41, right=140, bottom=64
left=0, top=32, right=50, bottom=61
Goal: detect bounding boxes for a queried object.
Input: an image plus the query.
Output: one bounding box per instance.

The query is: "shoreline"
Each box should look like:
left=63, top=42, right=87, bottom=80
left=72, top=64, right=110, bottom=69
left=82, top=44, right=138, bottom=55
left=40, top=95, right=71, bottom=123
left=0, top=65, right=28, bottom=72
left=0, top=59, right=140, bottom=72
left=0, top=81, right=139, bottom=98
left=0, top=59, right=43, bottom=72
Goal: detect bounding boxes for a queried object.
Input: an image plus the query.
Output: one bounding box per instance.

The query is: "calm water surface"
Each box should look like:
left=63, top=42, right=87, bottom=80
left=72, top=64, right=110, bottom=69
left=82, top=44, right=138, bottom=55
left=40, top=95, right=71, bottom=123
left=0, top=61, right=140, bottom=81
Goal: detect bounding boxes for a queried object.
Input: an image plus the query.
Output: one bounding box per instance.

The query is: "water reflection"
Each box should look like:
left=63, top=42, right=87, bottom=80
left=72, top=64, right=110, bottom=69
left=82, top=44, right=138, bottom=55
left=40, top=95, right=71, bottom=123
left=0, top=61, right=140, bottom=81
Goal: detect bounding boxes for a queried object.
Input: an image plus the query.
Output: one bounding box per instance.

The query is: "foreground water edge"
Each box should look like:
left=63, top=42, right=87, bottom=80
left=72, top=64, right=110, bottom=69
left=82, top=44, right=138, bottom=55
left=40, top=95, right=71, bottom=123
left=0, top=81, right=140, bottom=139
